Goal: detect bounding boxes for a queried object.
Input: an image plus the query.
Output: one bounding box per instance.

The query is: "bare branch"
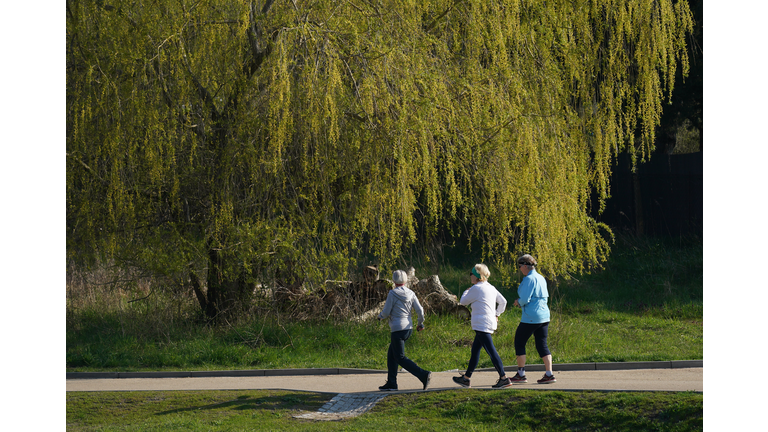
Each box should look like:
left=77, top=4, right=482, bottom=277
left=67, top=152, right=106, bottom=184
left=128, top=290, right=154, bottom=303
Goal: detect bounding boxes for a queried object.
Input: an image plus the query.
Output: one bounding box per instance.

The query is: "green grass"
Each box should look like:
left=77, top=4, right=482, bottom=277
left=66, top=389, right=703, bottom=431
left=66, top=234, right=702, bottom=371
left=65, top=305, right=702, bottom=371
left=554, top=234, right=702, bottom=307
left=66, top=235, right=703, bottom=430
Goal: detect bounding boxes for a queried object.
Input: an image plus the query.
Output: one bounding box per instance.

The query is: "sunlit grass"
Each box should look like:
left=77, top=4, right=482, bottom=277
left=67, top=234, right=702, bottom=371
left=66, top=303, right=702, bottom=372
left=66, top=389, right=703, bottom=431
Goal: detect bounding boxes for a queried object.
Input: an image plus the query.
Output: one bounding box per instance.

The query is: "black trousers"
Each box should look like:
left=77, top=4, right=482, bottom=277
left=387, top=329, right=429, bottom=384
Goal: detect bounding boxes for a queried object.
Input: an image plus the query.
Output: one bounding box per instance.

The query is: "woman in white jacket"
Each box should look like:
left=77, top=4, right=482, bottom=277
left=377, top=270, right=432, bottom=391
left=452, top=264, right=512, bottom=389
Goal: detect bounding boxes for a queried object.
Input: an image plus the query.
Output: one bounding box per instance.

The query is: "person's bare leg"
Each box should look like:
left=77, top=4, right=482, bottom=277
left=516, top=355, right=526, bottom=369
left=510, top=355, right=528, bottom=382
left=543, top=354, right=552, bottom=372
left=538, top=354, right=556, bottom=383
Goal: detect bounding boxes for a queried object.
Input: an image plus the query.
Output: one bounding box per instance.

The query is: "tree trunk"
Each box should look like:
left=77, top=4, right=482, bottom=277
left=205, top=247, right=224, bottom=321
left=633, top=172, right=644, bottom=236
left=190, top=267, right=207, bottom=312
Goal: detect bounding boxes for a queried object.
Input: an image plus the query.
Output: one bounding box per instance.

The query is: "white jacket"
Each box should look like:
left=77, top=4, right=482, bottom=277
left=378, top=286, right=425, bottom=332
left=460, top=281, right=507, bottom=333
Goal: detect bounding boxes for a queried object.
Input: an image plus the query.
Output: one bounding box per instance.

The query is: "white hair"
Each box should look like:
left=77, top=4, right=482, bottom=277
left=392, top=270, right=408, bottom=285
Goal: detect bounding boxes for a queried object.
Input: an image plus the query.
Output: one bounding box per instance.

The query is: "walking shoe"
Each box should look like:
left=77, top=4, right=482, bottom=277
left=378, top=381, right=398, bottom=391
left=421, top=372, right=432, bottom=390
left=492, top=376, right=512, bottom=389
left=452, top=374, right=471, bottom=388
left=510, top=372, right=527, bottom=384
left=537, top=373, right=556, bottom=384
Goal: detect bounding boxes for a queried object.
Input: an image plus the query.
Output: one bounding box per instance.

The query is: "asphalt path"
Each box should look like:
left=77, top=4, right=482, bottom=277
left=67, top=361, right=702, bottom=394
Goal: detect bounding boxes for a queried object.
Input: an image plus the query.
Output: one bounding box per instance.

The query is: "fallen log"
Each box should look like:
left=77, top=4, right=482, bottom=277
left=352, top=269, right=470, bottom=321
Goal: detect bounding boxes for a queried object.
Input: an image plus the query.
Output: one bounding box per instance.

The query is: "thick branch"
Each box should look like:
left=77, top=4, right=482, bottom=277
left=262, top=0, right=277, bottom=14
left=190, top=267, right=208, bottom=312
left=245, top=1, right=276, bottom=77
left=179, top=48, right=219, bottom=118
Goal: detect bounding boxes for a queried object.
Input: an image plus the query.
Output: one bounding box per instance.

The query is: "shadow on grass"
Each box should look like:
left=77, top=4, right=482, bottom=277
left=155, top=392, right=330, bottom=416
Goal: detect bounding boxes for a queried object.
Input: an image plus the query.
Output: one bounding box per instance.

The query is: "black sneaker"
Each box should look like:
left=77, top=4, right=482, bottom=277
left=537, top=373, right=556, bottom=384
left=421, top=372, right=432, bottom=390
left=492, top=376, right=512, bottom=389
left=510, top=372, right=527, bottom=384
left=378, top=381, right=398, bottom=391
left=452, top=374, right=471, bottom=388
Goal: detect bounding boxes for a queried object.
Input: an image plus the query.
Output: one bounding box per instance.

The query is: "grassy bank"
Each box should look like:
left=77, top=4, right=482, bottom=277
left=66, top=389, right=703, bottom=431
left=66, top=234, right=702, bottom=372
left=66, top=308, right=702, bottom=372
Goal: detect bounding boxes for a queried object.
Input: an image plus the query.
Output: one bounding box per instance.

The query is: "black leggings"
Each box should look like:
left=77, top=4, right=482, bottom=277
left=466, top=331, right=506, bottom=377
left=514, top=322, right=551, bottom=358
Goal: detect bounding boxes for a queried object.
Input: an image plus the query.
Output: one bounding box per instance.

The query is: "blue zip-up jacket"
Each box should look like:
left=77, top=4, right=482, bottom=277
left=517, top=268, right=550, bottom=324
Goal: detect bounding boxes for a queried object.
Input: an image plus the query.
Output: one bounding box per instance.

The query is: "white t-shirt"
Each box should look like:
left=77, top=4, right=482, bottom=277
left=459, top=281, right=507, bottom=333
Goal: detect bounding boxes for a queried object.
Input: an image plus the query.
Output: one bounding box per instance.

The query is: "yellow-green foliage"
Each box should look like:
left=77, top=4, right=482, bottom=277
left=67, top=0, right=693, bottom=286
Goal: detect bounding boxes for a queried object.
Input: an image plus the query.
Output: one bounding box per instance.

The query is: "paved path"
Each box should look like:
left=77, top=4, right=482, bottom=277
left=66, top=368, right=703, bottom=393
left=67, top=362, right=703, bottom=421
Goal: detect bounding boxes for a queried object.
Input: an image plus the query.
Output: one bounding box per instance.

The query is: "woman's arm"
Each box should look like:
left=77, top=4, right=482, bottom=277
left=459, top=287, right=476, bottom=306
left=378, top=292, right=394, bottom=319
left=412, top=295, right=425, bottom=327
left=495, top=290, right=507, bottom=316
left=517, top=278, right=534, bottom=307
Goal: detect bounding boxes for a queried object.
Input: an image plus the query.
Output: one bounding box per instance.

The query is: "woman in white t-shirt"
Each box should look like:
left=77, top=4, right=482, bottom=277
left=452, top=264, right=512, bottom=389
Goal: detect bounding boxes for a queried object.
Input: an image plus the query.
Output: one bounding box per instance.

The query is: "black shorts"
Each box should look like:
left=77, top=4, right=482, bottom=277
left=514, top=322, right=551, bottom=358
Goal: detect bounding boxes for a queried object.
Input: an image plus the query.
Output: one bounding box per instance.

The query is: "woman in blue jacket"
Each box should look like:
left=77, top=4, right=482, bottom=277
left=511, top=254, right=556, bottom=384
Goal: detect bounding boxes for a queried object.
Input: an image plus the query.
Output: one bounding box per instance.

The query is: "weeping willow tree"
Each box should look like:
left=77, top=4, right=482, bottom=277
left=66, top=0, right=693, bottom=319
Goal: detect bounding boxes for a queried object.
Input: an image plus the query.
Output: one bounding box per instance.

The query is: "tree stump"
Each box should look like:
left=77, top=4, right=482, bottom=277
left=363, top=266, right=379, bottom=283
left=411, top=275, right=470, bottom=319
